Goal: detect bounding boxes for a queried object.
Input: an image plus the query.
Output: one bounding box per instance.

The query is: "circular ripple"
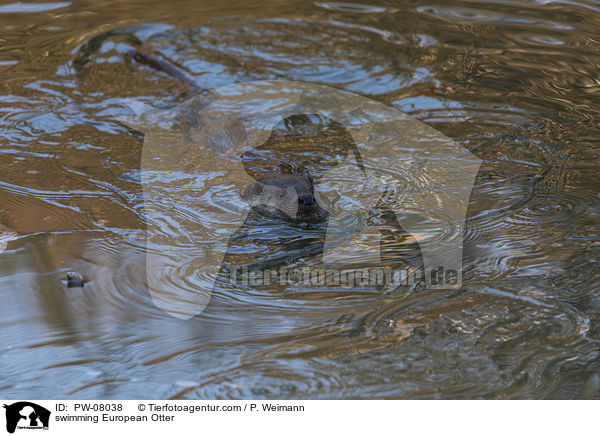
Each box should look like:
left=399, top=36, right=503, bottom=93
left=509, top=191, right=589, bottom=225
left=171, top=359, right=349, bottom=399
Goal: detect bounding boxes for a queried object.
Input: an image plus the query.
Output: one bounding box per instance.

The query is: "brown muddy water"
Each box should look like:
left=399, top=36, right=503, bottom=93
left=1, top=0, right=600, bottom=399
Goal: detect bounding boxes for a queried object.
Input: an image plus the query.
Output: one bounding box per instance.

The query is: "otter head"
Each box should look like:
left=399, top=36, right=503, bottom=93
left=241, top=173, right=328, bottom=222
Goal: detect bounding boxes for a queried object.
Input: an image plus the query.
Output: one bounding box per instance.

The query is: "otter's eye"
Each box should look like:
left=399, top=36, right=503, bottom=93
left=278, top=191, right=285, bottom=198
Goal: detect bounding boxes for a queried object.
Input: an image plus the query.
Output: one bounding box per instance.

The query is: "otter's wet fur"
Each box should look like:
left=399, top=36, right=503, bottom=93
left=241, top=173, right=329, bottom=223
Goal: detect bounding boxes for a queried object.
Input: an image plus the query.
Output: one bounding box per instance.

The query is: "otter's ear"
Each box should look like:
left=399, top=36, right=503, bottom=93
left=240, top=182, right=263, bottom=200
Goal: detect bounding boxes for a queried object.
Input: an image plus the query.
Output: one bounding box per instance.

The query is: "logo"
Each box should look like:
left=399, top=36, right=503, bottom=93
left=3, top=402, right=50, bottom=433
left=121, top=80, right=481, bottom=319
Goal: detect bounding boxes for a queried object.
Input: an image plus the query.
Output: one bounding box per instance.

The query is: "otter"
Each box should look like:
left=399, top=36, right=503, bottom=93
left=241, top=172, right=329, bottom=222
left=222, top=173, right=331, bottom=273
left=71, top=31, right=436, bottom=293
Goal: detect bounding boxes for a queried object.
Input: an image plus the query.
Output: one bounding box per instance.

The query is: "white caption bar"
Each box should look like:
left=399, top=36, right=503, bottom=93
left=0, top=400, right=595, bottom=436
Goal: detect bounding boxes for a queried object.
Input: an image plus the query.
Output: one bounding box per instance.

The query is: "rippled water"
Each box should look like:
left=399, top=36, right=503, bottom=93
left=1, top=0, right=600, bottom=399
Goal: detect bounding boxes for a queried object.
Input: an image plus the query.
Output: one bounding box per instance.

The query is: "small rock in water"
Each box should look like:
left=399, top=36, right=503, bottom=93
left=0, top=225, right=18, bottom=254
left=66, top=271, right=85, bottom=288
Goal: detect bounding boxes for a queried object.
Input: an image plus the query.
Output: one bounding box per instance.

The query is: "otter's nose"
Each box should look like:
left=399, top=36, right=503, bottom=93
left=298, top=194, right=315, bottom=207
